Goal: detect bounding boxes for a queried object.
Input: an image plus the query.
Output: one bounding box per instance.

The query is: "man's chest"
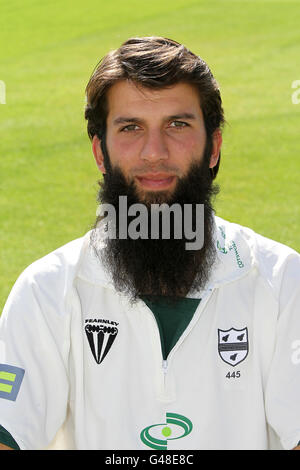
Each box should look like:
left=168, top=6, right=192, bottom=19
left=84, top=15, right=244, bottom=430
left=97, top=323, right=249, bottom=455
left=72, top=272, right=278, bottom=396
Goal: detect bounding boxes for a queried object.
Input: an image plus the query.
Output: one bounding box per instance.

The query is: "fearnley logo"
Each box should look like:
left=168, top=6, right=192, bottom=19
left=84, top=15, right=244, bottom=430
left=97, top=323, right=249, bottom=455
left=85, top=318, right=119, bottom=364
left=140, top=413, right=193, bottom=450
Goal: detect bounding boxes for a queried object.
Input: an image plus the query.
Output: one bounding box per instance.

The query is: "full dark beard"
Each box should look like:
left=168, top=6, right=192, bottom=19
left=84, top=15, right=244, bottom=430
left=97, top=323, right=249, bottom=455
left=90, top=150, right=219, bottom=303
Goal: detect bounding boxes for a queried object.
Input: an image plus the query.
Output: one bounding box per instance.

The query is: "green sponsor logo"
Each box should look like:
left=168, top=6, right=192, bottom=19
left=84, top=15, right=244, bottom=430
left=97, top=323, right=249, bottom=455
left=217, top=227, right=245, bottom=268
left=229, top=241, right=245, bottom=268
left=217, top=226, right=228, bottom=254
left=217, top=240, right=228, bottom=254
left=140, top=413, right=193, bottom=450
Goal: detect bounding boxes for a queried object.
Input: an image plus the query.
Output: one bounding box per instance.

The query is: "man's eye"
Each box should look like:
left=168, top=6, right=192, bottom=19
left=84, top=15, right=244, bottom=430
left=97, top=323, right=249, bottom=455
left=120, top=124, right=140, bottom=132
left=169, top=121, right=188, bottom=128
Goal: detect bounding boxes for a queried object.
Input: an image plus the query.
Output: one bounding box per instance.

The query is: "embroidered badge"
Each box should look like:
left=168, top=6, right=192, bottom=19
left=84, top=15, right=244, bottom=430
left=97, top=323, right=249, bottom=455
left=218, top=327, right=249, bottom=366
left=84, top=318, right=119, bottom=364
left=0, top=364, right=25, bottom=401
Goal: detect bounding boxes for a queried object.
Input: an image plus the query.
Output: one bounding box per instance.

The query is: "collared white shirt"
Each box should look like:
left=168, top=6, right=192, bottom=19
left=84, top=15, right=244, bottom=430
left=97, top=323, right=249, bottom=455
left=0, top=216, right=300, bottom=450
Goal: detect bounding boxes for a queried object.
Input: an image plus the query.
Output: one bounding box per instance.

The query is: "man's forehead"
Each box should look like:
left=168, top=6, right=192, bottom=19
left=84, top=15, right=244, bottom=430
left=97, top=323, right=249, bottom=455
left=106, top=80, right=203, bottom=120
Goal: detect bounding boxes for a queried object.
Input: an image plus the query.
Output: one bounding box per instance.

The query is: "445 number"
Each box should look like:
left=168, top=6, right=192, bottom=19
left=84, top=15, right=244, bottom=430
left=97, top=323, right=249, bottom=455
left=226, top=371, right=240, bottom=379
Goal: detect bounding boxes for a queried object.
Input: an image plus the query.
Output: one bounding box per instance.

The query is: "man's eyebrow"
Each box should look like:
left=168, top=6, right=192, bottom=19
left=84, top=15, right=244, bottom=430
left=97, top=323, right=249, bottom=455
left=167, top=113, right=197, bottom=121
left=113, top=113, right=197, bottom=126
left=113, top=117, right=143, bottom=125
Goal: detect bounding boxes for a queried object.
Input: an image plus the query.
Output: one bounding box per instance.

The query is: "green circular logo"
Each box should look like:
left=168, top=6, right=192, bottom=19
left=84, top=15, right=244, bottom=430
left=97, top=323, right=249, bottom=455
left=140, top=413, right=193, bottom=450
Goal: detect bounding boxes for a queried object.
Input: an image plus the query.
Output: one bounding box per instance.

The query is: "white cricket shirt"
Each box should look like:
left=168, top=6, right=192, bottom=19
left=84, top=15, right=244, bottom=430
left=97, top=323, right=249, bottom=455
left=0, top=216, right=300, bottom=450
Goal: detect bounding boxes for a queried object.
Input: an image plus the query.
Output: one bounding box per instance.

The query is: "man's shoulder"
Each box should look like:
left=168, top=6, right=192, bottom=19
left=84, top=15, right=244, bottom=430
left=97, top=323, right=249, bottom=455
left=1, top=233, right=95, bottom=319
left=7, top=232, right=92, bottom=306
left=23, top=233, right=90, bottom=281
left=12, top=228, right=111, bottom=296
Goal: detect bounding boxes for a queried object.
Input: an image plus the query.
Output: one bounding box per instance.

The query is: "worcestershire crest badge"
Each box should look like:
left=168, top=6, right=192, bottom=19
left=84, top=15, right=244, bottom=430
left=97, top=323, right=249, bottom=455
left=218, top=327, right=249, bottom=366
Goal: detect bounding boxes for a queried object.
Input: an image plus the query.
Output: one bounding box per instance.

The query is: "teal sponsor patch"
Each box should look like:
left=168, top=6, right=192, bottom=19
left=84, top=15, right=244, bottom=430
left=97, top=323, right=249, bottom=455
left=0, top=364, right=25, bottom=401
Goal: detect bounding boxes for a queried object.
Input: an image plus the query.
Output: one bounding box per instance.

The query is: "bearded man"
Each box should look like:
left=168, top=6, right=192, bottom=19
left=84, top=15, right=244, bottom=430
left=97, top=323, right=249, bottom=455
left=0, top=37, right=300, bottom=451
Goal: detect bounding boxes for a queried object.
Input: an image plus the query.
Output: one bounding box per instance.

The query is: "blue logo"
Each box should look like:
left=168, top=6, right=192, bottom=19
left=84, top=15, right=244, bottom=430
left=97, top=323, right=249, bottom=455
left=0, top=364, right=25, bottom=401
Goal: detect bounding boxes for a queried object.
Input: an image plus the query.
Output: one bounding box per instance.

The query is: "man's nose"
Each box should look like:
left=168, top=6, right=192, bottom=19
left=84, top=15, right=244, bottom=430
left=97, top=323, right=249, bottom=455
left=140, top=130, right=168, bottom=163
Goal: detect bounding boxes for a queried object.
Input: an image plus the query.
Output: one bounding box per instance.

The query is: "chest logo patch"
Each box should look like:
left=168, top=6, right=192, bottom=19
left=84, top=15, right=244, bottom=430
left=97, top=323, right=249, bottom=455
left=85, top=318, right=119, bottom=364
left=218, top=327, right=249, bottom=366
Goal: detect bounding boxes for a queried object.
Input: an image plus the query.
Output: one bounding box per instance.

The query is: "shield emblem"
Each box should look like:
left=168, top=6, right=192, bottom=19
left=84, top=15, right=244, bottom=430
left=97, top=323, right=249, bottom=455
left=85, top=323, right=118, bottom=364
left=218, top=327, right=249, bottom=366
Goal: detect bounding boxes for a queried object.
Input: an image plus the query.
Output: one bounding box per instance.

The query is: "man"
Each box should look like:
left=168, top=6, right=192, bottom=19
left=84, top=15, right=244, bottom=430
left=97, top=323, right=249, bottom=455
left=0, top=36, right=300, bottom=450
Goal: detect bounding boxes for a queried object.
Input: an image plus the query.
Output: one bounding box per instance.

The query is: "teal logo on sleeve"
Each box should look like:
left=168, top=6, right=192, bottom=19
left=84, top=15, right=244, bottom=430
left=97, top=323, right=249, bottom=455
left=0, top=364, right=25, bottom=401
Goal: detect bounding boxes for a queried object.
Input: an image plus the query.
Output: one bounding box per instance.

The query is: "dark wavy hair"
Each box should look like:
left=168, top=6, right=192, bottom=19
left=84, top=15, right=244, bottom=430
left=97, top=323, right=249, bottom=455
left=85, top=36, right=225, bottom=179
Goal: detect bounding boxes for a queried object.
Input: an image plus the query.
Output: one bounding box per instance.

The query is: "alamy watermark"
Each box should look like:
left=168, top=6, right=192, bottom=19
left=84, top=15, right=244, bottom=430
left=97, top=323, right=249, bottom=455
left=291, top=80, right=300, bottom=104
left=97, top=196, right=204, bottom=250
left=0, top=80, right=6, bottom=104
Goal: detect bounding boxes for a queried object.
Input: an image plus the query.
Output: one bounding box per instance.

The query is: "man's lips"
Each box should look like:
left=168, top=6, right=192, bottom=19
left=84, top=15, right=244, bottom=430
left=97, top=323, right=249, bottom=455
left=135, top=173, right=176, bottom=190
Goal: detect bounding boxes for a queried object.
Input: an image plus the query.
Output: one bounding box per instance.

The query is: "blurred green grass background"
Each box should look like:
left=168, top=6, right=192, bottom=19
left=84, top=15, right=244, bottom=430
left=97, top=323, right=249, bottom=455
left=0, top=0, right=299, bottom=312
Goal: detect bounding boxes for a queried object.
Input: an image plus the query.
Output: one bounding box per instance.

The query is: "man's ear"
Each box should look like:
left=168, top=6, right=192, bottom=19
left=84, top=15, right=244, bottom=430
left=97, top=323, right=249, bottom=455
left=209, top=128, right=222, bottom=169
left=92, top=135, right=106, bottom=174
